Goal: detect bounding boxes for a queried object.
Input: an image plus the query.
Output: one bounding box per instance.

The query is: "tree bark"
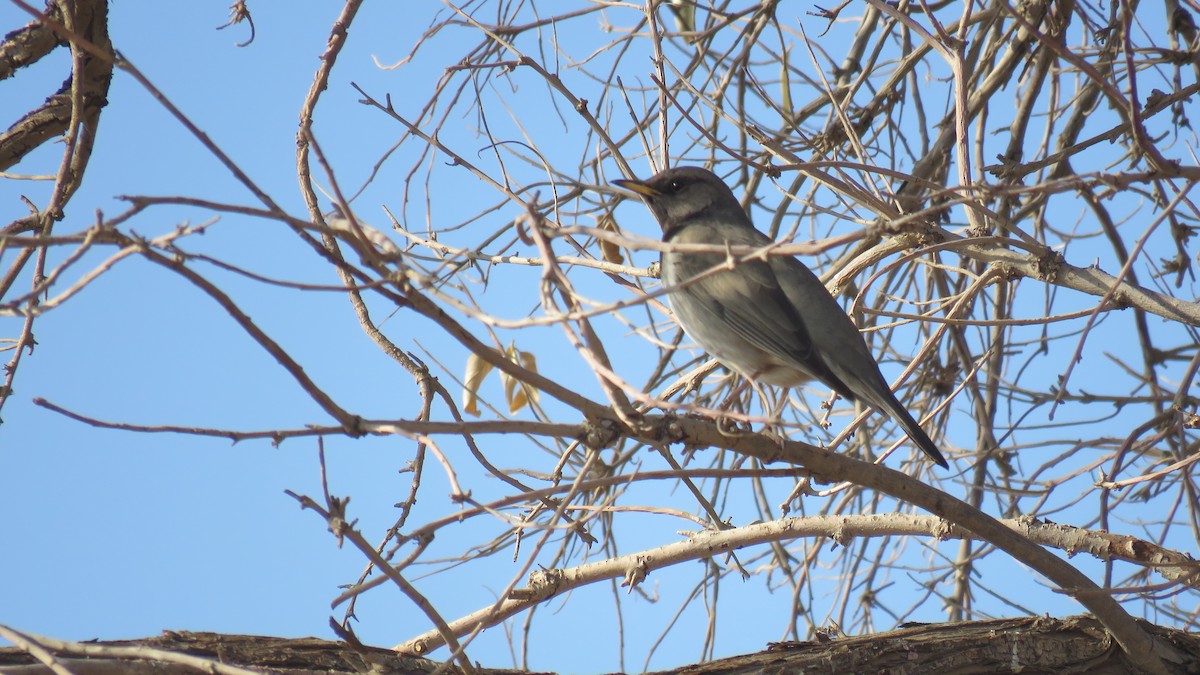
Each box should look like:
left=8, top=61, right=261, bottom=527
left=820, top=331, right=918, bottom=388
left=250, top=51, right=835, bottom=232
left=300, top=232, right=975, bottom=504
left=2, top=616, right=1197, bottom=674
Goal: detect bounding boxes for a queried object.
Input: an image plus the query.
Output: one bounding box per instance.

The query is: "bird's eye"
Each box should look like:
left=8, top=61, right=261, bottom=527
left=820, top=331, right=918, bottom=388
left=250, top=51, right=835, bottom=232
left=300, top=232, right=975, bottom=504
left=668, top=179, right=683, bottom=192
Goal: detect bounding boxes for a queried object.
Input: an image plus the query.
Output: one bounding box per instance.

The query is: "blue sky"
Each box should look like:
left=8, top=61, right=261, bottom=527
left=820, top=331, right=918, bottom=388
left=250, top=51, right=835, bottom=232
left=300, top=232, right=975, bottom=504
left=0, top=4, right=778, bottom=669
left=3, top=2, right=1196, bottom=673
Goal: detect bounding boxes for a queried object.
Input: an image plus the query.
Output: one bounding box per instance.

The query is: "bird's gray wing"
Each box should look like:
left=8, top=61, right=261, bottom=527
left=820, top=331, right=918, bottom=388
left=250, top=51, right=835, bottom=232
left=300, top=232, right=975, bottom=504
left=766, top=252, right=890, bottom=401
left=771, top=254, right=950, bottom=466
left=769, top=252, right=917, bottom=405
left=668, top=228, right=856, bottom=398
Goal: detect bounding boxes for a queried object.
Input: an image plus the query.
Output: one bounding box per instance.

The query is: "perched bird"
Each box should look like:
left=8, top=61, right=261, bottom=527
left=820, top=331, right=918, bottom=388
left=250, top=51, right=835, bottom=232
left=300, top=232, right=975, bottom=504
left=615, top=167, right=948, bottom=468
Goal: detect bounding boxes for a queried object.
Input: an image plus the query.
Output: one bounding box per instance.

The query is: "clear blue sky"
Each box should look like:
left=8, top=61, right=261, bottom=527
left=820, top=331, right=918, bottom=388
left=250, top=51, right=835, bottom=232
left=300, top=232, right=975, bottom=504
left=2, top=2, right=1191, bottom=673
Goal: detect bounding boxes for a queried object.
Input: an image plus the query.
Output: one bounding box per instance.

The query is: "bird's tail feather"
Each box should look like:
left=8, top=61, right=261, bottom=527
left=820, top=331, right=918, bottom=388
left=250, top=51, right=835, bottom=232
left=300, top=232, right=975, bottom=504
left=867, top=392, right=948, bottom=468
left=890, top=404, right=948, bottom=468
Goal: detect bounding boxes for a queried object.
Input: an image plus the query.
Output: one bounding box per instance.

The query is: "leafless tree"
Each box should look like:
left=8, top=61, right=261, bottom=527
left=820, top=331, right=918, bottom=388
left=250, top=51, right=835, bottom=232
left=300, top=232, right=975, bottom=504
left=3, top=1, right=1199, bottom=673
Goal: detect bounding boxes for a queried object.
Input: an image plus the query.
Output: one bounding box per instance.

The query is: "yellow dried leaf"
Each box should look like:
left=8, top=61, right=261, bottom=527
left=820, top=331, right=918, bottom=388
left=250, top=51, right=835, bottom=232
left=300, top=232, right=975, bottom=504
left=501, top=343, right=541, bottom=414
left=597, top=214, right=624, bottom=265
left=462, top=351, right=494, bottom=416
left=667, top=0, right=696, bottom=39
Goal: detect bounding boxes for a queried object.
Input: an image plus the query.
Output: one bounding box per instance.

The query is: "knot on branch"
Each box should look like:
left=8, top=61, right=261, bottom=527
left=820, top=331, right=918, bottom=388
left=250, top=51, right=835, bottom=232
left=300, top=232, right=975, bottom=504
left=524, top=567, right=564, bottom=599
left=620, top=555, right=650, bottom=591
left=580, top=417, right=620, bottom=450
left=1034, top=249, right=1064, bottom=283
left=658, top=413, right=687, bottom=445
left=340, top=414, right=367, bottom=438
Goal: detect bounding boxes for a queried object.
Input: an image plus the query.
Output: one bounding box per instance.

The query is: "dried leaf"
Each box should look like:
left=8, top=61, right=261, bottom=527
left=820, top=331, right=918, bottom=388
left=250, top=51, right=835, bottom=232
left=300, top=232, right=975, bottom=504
left=597, top=214, right=624, bottom=264
left=780, top=44, right=792, bottom=118
left=667, top=0, right=696, bottom=40
left=462, top=351, right=494, bottom=416
left=500, top=343, right=541, bottom=414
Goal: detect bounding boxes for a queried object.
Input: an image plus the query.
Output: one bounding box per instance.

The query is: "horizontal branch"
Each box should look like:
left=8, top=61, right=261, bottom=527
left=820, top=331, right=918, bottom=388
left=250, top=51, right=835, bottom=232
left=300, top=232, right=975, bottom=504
left=396, top=511, right=1197, bottom=655
left=955, top=237, right=1200, bottom=326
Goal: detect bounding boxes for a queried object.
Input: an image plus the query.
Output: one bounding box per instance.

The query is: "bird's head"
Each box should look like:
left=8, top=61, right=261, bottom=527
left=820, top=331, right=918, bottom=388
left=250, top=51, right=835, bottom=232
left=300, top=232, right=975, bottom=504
left=614, top=167, right=742, bottom=231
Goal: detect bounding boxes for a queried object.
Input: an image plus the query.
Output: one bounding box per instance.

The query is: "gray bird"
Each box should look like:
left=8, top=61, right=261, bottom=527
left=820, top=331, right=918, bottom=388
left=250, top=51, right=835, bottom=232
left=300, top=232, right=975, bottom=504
left=615, top=167, right=948, bottom=468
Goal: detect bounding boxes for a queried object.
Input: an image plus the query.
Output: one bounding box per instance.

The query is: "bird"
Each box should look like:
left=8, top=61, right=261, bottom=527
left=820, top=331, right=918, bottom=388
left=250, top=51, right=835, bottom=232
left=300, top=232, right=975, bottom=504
left=614, top=166, right=949, bottom=468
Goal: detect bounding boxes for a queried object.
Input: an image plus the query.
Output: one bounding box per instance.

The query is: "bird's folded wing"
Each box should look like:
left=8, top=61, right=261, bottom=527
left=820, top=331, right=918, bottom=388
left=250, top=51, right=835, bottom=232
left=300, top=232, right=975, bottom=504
left=673, top=253, right=854, bottom=398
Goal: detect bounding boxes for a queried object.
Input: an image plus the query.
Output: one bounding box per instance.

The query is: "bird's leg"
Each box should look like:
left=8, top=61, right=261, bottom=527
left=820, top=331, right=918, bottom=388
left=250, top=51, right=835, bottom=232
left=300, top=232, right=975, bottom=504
left=712, top=374, right=753, bottom=435
left=758, top=384, right=791, bottom=451
left=715, top=376, right=750, bottom=411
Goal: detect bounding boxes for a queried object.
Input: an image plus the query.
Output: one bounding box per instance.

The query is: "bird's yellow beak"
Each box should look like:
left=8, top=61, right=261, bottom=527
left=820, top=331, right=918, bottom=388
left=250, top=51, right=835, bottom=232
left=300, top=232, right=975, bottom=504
left=613, top=178, right=660, bottom=198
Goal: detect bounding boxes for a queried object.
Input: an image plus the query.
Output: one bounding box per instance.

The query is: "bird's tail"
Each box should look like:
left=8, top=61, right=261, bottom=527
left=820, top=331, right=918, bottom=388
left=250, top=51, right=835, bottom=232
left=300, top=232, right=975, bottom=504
left=881, top=398, right=948, bottom=468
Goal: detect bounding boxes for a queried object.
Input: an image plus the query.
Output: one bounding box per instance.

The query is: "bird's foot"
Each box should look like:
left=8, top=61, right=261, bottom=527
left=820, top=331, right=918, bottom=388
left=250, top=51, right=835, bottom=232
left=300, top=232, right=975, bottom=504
left=715, top=414, right=750, bottom=436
